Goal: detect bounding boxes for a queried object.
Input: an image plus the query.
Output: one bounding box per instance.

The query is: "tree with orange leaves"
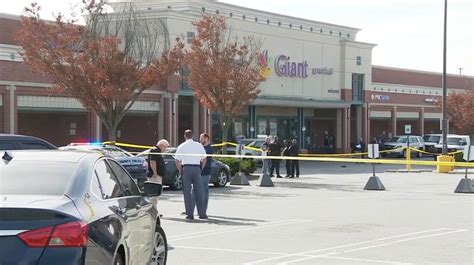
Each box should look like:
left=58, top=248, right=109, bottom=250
left=186, top=15, right=265, bottom=145
left=17, top=1, right=183, bottom=141
left=448, top=87, right=474, bottom=136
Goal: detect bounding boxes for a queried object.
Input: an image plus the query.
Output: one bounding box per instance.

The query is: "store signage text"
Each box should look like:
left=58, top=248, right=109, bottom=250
left=274, top=55, right=309, bottom=78
left=371, top=94, right=390, bottom=101
left=273, top=54, right=333, bottom=79
left=424, top=97, right=439, bottom=103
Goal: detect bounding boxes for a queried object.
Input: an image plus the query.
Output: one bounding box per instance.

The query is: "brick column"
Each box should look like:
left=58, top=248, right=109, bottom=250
left=342, top=107, right=351, bottom=151
left=364, top=104, right=370, bottom=144
left=6, top=85, right=17, bottom=134
left=391, top=106, right=397, bottom=137
left=419, top=107, right=425, bottom=136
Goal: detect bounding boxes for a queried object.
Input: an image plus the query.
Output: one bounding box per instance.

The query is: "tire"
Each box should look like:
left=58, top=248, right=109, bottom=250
left=113, top=253, right=125, bottom=265
left=150, top=226, right=168, bottom=265
left=417, top=149, right=423, bottom=158
left=169, top=171, right=183, bottom=190
left=214, top=169, right=229, bottom=187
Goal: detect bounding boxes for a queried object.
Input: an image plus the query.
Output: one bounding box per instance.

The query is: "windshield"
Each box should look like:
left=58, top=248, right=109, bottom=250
left=102, top=147, right=131, bottom=158
left=0, top=161, right=75, bottom=195
left=446, top=138, right=463, bottom=145
left=425, top=135, right=441, bottom=143
left=396, top=137, right=408, bottom=143
left=388, top=136, right=399, bottom=142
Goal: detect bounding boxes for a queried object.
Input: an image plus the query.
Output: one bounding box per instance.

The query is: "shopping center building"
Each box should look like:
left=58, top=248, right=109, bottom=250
left=1, top=0, right=473, bottom=151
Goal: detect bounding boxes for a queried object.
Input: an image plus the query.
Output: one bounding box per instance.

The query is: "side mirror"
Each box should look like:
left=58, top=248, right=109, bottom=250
left=143, top=181, right=163, bottom=197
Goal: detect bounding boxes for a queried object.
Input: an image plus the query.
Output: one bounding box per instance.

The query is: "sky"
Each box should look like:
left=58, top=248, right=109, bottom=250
left=2, top=0, right=473, bottom=76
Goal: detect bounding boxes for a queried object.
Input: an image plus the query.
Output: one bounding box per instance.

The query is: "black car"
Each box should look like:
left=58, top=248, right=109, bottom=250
left=0, top=134, right=56, bottom=150
left=0, top=150, right=167, bottom=265
left=59, top=144, right=148, bottom=188
left=143, top=147, right=231, bottom=190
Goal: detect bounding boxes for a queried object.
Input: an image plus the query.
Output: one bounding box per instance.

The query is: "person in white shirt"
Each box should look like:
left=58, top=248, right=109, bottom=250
left=174, top=130, right=208, bottom=220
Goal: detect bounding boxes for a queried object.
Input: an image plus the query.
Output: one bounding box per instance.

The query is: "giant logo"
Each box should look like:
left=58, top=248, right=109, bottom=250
left=258, top=50, right=272, bottom=78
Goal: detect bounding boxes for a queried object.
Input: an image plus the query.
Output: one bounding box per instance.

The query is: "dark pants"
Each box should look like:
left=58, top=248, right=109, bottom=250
left=270, top=159, right=280, bottom=176
left=182, top=166, right=206, bottom=218
left=291, top=160, right=300, bottom=177
left=285, top=160, right=291, bottom=176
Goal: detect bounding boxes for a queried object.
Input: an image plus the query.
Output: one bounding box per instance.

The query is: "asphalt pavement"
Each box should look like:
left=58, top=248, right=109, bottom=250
left=157, top=160, right=474, bottom=265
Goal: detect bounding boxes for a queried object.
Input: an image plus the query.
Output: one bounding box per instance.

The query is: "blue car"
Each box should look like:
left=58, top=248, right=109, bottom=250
left=0, top=150, right=166, bottom=265
left=60, top=144, right=148, bottom=188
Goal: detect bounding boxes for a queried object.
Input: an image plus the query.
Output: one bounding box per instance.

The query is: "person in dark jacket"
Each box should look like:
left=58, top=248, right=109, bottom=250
left=269, top=137, right=282, bottom=178
left=288, top=139, right=300, bottom=178
left=282, top=139, right=291, bottom=177
left=148, top=139, right=169, bottom=207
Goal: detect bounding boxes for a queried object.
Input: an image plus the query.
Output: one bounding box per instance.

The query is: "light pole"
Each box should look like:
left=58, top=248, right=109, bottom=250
left=441, top=0, right=448, bottom=155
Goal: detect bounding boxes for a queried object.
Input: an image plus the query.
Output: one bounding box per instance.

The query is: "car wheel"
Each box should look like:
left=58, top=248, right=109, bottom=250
left=113, top=253, right=125, bottom=265
left=170, top=171, right=183, bottom=190
left=417, top=149, right=423, bottom=158
left=150, top=226, right=167, bottom=265
left=214, top=169, right=229, bottom=187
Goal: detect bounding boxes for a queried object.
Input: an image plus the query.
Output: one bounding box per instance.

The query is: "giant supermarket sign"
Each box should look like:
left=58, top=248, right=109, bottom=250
left=261, top=51, right=334, bottom=78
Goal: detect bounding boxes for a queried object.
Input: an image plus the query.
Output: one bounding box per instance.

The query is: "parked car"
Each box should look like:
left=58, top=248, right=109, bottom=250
left=59, top=143, right=148, bottom=188
left=0, top=150, right=166, bottom=265
left=142, top=147, right=231, bottom=190
left=382, top=135, right=425, bottom=158
left=434, top=135, right=470, bottom=153
left=0, top=134, right=56, bottom=150
left=423, top=134, right=442, bottom=154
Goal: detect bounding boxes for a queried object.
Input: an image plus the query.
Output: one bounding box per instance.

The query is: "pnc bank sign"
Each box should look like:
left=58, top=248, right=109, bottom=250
left=258, top=50, right=334, bottom=79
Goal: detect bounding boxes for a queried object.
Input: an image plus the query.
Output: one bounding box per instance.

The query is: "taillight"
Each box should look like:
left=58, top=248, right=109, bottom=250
left=18, top=221, right=88, bottom=248
left=18, top=226, right=53, bottom=247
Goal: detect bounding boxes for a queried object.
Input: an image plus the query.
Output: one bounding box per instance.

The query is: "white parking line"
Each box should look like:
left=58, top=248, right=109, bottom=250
left=172, top=246, right=412, bottom=265
left=282, top=229, right=468, bottom=264
left=169, top=219, right=313, bottom=242
left=168, top=219, right=295, bottom=240
left=246, top=228, right=460, bottom=264
left=309, top=256, right=414, bottom=265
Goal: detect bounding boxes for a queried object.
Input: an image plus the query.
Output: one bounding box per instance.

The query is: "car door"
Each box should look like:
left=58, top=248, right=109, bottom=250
left=94, top=159, right=143, bottom=265
left=107, top=159, right=154, bottom=264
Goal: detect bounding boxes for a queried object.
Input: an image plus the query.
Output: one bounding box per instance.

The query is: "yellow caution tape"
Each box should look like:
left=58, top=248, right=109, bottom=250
left=99, top=141, right=472, bottom=167
left=132, top=151, right=474, bottom=168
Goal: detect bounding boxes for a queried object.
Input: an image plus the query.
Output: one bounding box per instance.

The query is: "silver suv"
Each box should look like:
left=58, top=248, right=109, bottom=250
left=383, top=135, right=425, bottom=158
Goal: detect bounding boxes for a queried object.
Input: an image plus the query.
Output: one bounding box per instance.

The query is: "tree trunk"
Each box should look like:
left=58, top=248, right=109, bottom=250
left=221, top=123, right=228, bottom=154
left=108, top=125, right=118, bottom=143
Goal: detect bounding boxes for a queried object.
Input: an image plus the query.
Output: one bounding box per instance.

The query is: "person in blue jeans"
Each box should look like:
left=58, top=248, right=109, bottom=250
left=189, top=132, right=213, bottom=215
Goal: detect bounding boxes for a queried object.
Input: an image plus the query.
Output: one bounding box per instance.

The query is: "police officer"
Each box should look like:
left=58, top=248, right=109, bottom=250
left=269, top=136, right=282, bottom=178
left=288, top=139, right=300, bottom=178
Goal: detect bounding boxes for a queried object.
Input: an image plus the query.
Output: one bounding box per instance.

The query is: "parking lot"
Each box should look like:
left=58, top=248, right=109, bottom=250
left=158, top=161, right=473, bottom=265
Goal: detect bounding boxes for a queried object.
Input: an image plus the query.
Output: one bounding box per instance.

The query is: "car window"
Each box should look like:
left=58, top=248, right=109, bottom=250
left=447, top=138, right=462, bottom=145
left=107, top=160, right=141, bottom=197
left=90, top=174, right=103, bottom=199
left=427, top=135, right=441, bottom=143
left=0, top=142, right=16, bottom=150
left=94, top=160, right=124, bottom=199
left=0, top=161, right=75, bottom=195
left=396, top=137, right=407, bottom=143
left=19, top=142, right=51, bottom=150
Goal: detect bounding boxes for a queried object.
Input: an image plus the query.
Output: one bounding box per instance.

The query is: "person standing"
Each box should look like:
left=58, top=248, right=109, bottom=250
left=196, top=133, right=213, bottom=214
left=282, top=139, right=291, bottom=177
left=147, top=139, right=169, bottom=207
left=288, top=139, right=300, bottom=178
left=261, top=137, right=271, bottom=175
left=174, top=130, right=208, bottom=220
left=269, top=137, right=282, bottom=178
